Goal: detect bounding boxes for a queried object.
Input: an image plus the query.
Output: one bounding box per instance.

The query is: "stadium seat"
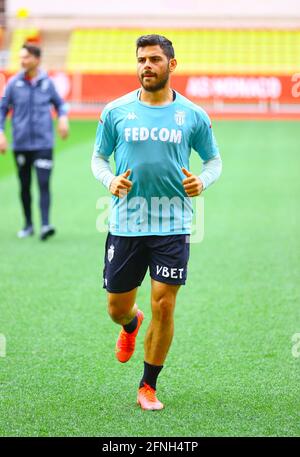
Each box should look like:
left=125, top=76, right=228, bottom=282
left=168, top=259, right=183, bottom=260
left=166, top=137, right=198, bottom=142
left=66, top=28, right=300, bottom=75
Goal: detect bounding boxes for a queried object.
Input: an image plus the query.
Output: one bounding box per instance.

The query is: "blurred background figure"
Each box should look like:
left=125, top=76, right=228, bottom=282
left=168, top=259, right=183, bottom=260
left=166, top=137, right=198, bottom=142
left=0, top=42, right=69, bottom=240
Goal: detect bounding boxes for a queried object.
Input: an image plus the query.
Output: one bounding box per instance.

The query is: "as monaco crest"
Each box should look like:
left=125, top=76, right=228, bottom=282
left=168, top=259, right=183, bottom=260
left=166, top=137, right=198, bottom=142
left=174, top=111, right=186, bottom=126
left=108, top=245, right=115, bottom=263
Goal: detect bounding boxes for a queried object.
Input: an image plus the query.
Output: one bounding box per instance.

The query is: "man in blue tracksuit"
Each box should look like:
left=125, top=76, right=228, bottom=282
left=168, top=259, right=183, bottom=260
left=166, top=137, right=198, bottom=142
left=0, top=43, right=69, bottom=240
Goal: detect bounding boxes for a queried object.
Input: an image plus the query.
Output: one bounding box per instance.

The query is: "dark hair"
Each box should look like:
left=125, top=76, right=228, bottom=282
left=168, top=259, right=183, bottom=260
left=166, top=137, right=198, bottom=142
left=136, top=34, right=175, bottom=59
left=22, top=43, right=41, bottom=58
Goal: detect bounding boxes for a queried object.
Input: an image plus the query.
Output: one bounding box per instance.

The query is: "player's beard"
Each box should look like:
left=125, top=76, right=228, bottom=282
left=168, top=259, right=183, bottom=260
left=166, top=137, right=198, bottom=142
left=139, top=67, right=170, bottom=92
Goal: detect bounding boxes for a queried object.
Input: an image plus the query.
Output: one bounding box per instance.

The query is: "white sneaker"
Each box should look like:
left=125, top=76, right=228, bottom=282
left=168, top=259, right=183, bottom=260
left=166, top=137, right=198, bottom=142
left=17, top=226, right=34, bottom=239
left=40, top=225, right=56, bottom=241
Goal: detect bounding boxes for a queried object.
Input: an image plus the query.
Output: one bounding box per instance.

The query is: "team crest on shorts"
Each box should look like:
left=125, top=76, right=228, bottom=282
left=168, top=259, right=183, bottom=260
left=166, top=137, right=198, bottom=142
left=107, top=245, right=115, bottom=262
left=17, top=154, right=25, bottom=166
left=174, top=111, right=186, bottom=126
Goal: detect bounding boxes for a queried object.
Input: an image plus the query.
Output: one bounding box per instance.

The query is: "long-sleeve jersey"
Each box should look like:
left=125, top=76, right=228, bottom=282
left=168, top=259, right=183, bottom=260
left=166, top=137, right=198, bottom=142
left=92, top=89, right=222, bottom=236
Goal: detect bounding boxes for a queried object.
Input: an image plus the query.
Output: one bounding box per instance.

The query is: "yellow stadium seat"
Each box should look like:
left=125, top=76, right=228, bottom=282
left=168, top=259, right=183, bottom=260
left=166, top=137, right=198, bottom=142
left=65, top=29, right=300, bottom=75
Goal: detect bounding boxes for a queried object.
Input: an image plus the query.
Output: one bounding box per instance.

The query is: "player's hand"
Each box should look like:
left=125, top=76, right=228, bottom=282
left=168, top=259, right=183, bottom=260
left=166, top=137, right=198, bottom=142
left=182, top=167, right=203, bottom=197
left=109, top=169, right=132, bottom=198
left=0, top=132, right=7, bottom=154
left=57, top=116, right=69, bottom=140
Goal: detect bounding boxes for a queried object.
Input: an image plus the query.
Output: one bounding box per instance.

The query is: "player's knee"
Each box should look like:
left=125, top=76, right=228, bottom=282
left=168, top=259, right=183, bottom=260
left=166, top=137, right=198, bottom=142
left=38, top=177, right=50, bottom=192
left=153, top=296, right=174, bottom=322
left=107, top=303, right=129, bottom=324
left=108, top=304, right=121, bottom=322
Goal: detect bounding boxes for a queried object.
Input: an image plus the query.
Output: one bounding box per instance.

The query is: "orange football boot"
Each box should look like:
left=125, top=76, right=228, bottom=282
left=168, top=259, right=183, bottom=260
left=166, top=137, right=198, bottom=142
left=137, top=383, right=164, bottom=410
left=115, top=310, right=144, bottom=363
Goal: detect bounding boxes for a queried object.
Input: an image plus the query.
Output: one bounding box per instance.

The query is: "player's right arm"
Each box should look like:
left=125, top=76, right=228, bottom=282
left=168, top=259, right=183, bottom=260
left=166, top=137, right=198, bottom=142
left=0, top=80, right=13, bottom=154
left=91, top=107, right=132, bottom=197
left=108, top=168, right=132, bottom=197
left=91, top=153, right=132, bottom=197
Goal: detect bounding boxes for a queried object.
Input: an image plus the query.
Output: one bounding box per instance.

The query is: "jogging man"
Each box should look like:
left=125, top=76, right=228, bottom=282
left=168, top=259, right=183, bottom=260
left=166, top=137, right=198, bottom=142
left=92, top=35, right=222, bottom=410
left=0, top=43, right=69, bottom=240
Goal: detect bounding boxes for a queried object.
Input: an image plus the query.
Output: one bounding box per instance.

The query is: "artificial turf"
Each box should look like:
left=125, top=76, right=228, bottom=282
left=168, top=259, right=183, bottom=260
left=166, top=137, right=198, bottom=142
left=0, top=119, right=299, bottom=436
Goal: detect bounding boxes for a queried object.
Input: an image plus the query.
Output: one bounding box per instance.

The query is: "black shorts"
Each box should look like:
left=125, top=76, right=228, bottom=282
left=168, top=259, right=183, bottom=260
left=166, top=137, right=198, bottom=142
left=103, top=233, right=190, bottom=293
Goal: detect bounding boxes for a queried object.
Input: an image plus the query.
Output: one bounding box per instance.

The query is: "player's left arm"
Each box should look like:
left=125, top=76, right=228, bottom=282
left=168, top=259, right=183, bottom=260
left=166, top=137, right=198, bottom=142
left=183, top=111, right=222, bottom=197
left=49, top=79, right=69, bottom=139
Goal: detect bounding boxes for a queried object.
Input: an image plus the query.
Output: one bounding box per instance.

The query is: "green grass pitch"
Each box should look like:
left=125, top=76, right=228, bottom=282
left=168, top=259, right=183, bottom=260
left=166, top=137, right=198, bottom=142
left=0, top=119, right=299, bottom=437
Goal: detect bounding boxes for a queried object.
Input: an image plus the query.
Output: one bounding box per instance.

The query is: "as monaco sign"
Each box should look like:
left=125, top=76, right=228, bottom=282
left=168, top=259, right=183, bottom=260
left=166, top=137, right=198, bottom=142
left=186, top=76, right=282, bottom=100
left=1, top=72, right=299, bottom=106
left=69, top=73, right=298, bottom=104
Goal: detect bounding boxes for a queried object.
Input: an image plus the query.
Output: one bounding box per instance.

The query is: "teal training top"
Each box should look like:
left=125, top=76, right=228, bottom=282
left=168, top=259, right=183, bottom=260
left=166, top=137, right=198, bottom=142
left=94, top=89, right=219, bottom=236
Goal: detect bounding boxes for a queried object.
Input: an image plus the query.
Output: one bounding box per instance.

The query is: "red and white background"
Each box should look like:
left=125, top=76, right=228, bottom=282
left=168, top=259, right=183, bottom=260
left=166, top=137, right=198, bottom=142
left=3, top=0, right=300, bottom=119
left=1, top=72, right=300, bottom=119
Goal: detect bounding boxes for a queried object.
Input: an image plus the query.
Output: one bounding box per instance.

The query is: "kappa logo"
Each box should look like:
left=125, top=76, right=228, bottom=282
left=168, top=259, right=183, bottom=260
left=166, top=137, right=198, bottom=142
left=126, top=112, right=138, bottom=120
left=174, top=111, right=186, bottom=126
left=17, top=154, right=26, bottom=166
left=107, top=245, right=115, bottom=262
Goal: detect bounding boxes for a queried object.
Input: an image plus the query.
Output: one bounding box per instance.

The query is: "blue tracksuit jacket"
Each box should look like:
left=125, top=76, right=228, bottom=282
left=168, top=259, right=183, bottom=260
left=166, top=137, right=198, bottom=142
left=0, top=69, right=68, bottom=151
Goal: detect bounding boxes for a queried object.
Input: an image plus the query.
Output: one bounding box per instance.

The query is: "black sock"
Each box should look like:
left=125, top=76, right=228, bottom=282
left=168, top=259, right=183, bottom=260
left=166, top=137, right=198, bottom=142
left=139, top=361, right=163, bottom=390
left=123, top=315, right=138, bottom=334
